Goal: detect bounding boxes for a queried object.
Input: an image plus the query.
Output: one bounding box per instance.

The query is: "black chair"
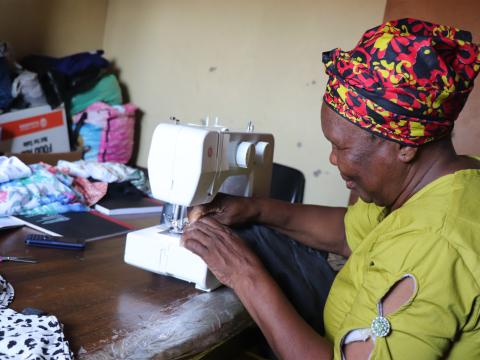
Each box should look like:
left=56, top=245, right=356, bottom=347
left=270, top=163, right=328, bottom=262
left=269, top=163, right=305, bottom=204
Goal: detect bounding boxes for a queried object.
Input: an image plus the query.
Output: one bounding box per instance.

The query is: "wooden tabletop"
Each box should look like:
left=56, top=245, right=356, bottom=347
left=0, top=214, right=251, bottom=359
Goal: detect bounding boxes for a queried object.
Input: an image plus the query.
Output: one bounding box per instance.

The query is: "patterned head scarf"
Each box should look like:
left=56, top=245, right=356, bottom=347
left=323, top=18, right=480, bottom=146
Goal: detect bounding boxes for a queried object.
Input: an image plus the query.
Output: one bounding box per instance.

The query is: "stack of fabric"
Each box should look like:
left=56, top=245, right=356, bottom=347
left=20, top=49, right=137, bottom=164
left=0, top=43, right=137, bottom=164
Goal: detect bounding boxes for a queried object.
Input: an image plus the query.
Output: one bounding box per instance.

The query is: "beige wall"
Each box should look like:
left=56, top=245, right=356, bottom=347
left=0, top=0, right=108, bottom=58
left=0, top=0, right=386, bottom=206
left=104, top=0, right=386, bottom=206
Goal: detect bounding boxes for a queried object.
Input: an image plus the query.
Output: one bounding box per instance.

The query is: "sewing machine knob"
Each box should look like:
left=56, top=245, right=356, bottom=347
left=255, top=141, right=273, bottom=164
left=236, top=142, right=255, bottom=168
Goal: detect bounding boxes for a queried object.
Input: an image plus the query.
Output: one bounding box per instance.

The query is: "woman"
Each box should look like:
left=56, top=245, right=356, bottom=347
left=182, top=18, right=480, bottom=359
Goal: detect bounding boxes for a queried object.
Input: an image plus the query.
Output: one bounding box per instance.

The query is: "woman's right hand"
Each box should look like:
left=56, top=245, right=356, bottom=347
left=188, top=193, right=260, bottom=226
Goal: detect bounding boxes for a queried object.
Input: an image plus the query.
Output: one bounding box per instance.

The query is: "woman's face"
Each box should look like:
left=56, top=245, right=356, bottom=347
left=321, top=104, right=404, bottom=207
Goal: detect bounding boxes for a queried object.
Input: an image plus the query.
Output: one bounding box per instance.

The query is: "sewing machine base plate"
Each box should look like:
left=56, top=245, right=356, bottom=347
left=124, top=225, right=221, bottom=291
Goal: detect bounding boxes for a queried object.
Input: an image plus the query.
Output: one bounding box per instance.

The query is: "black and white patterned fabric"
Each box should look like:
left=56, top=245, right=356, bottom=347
left=0, top=275, right=73, bottom=359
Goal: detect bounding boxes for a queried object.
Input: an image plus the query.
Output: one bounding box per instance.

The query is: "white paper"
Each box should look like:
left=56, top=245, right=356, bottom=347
left=0, top=216, right=24, bottom=231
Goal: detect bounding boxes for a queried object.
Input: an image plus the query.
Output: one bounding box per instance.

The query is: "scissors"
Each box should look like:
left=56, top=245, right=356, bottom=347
left=0, top=256, right=37, bottom=264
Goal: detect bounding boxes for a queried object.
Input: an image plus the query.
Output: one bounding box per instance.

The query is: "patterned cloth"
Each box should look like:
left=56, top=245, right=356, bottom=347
left=323, top=18, right=480, bottom=146
left=57, top=160, right=150, bottom=194
left=0, top=156, right=31, bottom=184
left=0, top=276, right=73, bottom=359
left=0, top=164, right=88, bottom=216
left=0, top=158, right=147, bottom=216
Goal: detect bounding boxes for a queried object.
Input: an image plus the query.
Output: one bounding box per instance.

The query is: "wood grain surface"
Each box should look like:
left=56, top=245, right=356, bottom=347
left=0, top=214, right=250, bottom=359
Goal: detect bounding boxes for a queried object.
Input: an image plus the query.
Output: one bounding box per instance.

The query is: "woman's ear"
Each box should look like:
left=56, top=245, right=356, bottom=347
left=398, top=145, right=418, bottom=163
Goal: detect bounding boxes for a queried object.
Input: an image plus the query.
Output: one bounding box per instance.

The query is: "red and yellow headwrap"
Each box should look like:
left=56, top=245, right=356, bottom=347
left=323, top=18, right=480, bottom=146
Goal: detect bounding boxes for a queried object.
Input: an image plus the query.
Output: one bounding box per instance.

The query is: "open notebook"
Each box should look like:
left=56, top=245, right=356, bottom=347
left=15, top=211, right=134, bottom=242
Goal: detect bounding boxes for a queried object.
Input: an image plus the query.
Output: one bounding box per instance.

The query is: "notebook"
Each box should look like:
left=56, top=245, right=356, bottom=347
left=14, top=211, right=134, bottom=241
left=94, top=196, right=163, bottom=216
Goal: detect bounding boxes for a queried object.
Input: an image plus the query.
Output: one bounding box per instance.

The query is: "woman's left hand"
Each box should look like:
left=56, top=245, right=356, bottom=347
left=181, top=217, right=264, bottom=290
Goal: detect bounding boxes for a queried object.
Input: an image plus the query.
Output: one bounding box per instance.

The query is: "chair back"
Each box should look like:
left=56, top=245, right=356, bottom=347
left=269, top=163, right=305, bottom=204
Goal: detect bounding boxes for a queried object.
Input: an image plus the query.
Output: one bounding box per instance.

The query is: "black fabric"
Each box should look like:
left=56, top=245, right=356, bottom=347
left=0, top=57, right=13, bottom=111
left=103, top=181, right=145, bottom=199
left=235, top=224, right=335, bottom=336
left=71, top=111, right=88, bottom=149
left=20, top=51, right=109, bottom=77
left=37, top=70, right=67, bottom=108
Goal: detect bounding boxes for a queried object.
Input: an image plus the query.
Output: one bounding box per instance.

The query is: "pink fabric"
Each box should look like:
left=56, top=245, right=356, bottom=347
left=72, top=177, right=108, bottom=206
left=98, top=103, right=136, bottom=163
left=73, top=102, right=137, bottom=164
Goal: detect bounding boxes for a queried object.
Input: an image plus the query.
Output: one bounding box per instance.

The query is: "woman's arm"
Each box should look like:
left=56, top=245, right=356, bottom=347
left=182, top=217, right=334, bottom=359
left=237, top=267, right=333, bottom=359
left=189, top=195, right=349, bottom=257
left=254, top=198, right=349, bottom=257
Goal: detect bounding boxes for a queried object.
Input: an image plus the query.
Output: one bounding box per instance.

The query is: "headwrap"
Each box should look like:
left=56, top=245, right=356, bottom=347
left=323, top=18, right=480, bottom=146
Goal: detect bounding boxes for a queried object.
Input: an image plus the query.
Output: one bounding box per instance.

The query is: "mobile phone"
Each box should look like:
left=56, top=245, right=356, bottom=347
left=25, top=234, right=86, bottom=250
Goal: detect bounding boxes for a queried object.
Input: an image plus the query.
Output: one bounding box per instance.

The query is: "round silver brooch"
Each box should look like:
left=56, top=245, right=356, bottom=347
left=371, top=316, right=391, bottom=337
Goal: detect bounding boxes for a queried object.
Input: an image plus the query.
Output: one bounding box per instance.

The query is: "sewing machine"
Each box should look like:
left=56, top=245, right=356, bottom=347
left=124, top=121, right=274, bottom=291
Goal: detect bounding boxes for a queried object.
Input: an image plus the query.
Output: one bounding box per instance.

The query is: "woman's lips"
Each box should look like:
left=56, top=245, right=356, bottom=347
left=341, top=175, right=354, bottom=189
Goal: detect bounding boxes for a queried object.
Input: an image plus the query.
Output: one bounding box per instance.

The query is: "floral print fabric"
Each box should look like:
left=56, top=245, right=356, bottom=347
left=57, top=160, right=150, bottom=194
left=0, top=164, right=88, bottom=216
left=0, top=159, right=150, bottom=216
left=0, top=156, right=31, bottom=184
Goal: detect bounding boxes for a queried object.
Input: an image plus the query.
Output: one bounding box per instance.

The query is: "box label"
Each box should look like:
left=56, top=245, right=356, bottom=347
left=0, top=106, right=70, bottom=154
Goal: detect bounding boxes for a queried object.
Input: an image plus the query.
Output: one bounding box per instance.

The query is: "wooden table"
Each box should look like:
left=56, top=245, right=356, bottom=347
left=0, top=214, right=252, bottom=359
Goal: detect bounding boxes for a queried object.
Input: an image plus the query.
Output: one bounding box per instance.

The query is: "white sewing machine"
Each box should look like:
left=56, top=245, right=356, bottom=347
left=124, top=121, right=274, bottom=291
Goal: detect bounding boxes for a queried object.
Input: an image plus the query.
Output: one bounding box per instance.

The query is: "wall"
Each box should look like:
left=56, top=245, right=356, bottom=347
left=384, top=0, right=480, bottom=155
left=0, top=0, right=108, bottom=58
left=103, top=0, right=386, bottom=206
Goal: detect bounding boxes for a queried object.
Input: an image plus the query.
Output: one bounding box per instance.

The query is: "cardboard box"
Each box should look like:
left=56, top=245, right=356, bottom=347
left=6, top=149, right=83, bottom=165
left=0, top=105, right=70, bottom=154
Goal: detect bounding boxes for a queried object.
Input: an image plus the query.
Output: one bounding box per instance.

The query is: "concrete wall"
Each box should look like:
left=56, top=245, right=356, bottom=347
left=0, top=0, right=108, bottom=58
left=103, top=0, right=386, bottom=206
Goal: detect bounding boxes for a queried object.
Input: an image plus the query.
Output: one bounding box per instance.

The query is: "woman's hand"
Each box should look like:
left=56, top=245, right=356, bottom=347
left=182, top=216, right=265, bottom=289
left=188, top=193, right=260, bottom=226
left=183, top=217, right=334, bottom=360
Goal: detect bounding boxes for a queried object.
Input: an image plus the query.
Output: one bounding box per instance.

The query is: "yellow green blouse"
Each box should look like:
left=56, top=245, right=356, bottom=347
left=324, top=169, right=480, bottom=359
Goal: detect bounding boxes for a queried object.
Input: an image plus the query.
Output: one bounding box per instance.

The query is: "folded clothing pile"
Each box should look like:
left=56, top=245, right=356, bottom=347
left=0, top=42, right=137, bottom=164
left=21, top=50, right=136, bottom=163
left=20, top=49, right=112, bottom=111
